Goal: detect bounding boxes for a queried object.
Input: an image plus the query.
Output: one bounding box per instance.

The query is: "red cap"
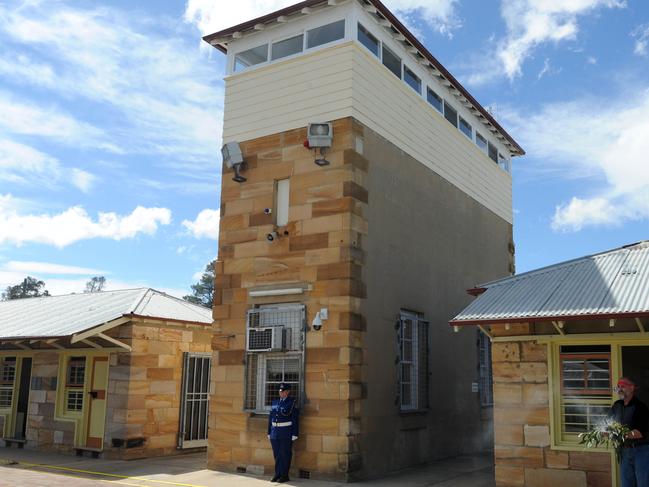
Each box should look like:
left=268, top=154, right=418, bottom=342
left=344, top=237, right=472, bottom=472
left=617, top=379, right=635, bottom=388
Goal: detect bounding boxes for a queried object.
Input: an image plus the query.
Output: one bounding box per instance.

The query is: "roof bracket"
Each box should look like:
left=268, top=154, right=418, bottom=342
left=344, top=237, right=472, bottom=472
left=636, top=318, right=646, bottom=333
left=477, top=325, right=493, bottom=341
left=97, top=333, right=131, bottom=351
left=552, top=321, right=566, bottom=336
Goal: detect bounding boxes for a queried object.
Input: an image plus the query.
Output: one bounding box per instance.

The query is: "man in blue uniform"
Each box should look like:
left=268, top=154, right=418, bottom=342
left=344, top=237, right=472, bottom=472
left=267, top=383, right=299, bottom=483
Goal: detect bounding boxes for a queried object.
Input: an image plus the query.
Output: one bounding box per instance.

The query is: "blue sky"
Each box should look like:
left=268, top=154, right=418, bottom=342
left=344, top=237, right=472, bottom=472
left=0, top=0, right=648, bottom=296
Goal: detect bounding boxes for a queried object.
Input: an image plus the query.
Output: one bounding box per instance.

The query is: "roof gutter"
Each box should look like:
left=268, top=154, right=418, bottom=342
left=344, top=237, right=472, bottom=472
left=449, top=310, right=649, bottom=327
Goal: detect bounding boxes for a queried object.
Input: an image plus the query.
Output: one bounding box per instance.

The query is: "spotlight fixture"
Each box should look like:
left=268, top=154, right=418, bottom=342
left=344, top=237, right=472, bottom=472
left=266, top=231, right=279, bottom=242
left=307, top=122, right=333, bottom=166
left=221, top=141, right=247, bottom=182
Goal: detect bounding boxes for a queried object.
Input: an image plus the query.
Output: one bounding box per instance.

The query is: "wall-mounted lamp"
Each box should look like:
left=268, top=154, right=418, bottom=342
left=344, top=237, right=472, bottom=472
left=306, top=122, right=333, bottom=166
left=221, top=141, right=247, bottom=182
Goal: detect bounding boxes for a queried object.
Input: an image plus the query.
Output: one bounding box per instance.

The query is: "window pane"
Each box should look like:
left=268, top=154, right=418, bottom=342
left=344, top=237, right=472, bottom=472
left=427, top=87, right=443, bottom=112
left=358, top=23, right=379, bottom=57
left=459, top=117, right=472, bottom=139
left=272, top=34, right=304, bottom=60
left=382, top=45, right=401, bottom=78
left=276, top=179, right=290, bottom=227
left=0, top=389, right=12, bottom=408
left=403, top=66, right=421, bottom=93
left=488, top=142, right=498, bottom=163
left=476, top=133, right=488, bottom=152
left=67, top=357, right=86, bottom=387
left=1, top=357, right=16, bottom=383
left=498, top=153, right=510, bottom=172
left=307, top=20, right=345, bottom=49
left=66, top=390, right=84, bottom=411
left=234, top=44, right=268, bottom=71
left=444, top=101, right=457, bottom=127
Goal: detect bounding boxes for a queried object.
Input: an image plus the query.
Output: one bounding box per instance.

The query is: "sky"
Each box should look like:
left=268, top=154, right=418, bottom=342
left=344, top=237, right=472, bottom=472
left=0, top=0, right=648, bottom=297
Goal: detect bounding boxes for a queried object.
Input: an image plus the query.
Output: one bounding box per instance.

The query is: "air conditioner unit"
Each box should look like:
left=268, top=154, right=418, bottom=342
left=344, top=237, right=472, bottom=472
left=246, top=327, right=284, bottom=352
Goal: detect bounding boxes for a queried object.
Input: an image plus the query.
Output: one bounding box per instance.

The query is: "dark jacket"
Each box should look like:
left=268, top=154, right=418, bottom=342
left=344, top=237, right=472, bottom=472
left=268, top=396, right=299, bottom=440
left=610, top=396, right=649, bottom=446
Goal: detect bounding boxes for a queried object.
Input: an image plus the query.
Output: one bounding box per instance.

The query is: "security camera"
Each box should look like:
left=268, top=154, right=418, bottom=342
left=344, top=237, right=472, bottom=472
left=263, top=208, right=272, bottom=215
left=221, top=141, right=247, bottom=183
left=312, top=312, right=322, bottom=331
left=267, top=231, right=279, bottom=242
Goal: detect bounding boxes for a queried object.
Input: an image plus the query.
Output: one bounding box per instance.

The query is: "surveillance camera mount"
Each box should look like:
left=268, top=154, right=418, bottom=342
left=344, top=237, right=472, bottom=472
left=232, top=162, right=247, bottom=182
left=314, top=147, right=330, bottom=167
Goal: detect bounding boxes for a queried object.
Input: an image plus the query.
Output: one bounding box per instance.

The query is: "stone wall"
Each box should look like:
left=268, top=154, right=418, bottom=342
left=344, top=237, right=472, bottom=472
left=492, top=339, right=612, bottom=487
left=26, top=352, right=76, bottom=453
left=209, top=117, right=367, bottom=481
left=104, top=321, right=213, bottom=459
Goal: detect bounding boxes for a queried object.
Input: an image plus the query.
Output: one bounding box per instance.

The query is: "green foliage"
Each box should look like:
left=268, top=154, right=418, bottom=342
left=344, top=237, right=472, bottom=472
left=579, top=420, right=631, bottom=462
left=84, top=276, right=106, bottom=293
left=1, top=276, right=50, bottom=300
left=183, top=260, right=215, bottom=308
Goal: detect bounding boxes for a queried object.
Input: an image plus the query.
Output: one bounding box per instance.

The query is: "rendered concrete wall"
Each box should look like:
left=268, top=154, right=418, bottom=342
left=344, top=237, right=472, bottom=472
left=357, top=125, right=514, bottom=478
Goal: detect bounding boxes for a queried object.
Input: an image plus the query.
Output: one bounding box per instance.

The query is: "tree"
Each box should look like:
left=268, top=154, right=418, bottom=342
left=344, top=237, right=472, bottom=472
left=84, top=276, right=106, bottom=293
left=183, top=260, right=215, bottom=308
left=1, top=276, right=50, bottom=300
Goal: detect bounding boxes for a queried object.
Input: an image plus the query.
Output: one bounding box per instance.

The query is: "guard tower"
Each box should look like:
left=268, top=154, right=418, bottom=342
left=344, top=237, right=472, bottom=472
left=204, top=0, right=524, bottom=481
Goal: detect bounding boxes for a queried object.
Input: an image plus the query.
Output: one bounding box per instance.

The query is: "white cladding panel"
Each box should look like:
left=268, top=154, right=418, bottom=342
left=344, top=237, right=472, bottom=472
left=222, top=42, right=512, bottom=223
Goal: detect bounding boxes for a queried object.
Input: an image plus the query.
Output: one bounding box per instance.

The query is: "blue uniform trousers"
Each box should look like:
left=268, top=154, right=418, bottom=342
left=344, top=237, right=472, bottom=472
left=270, top=438, right=293, bottom=477
left=621, top=444, right=649, bottom=487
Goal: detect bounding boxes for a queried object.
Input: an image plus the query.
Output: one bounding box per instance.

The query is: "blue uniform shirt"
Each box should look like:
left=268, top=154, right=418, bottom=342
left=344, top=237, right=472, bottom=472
left=268, top=396, right=299, bottom=440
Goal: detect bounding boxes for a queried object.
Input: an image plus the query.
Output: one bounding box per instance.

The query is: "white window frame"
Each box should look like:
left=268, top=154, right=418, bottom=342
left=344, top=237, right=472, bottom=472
left=305, top=18, right=346, bottom=51
left=233, top=43, right=270, bottom=73
left=256, top=354, right=301, bottom=412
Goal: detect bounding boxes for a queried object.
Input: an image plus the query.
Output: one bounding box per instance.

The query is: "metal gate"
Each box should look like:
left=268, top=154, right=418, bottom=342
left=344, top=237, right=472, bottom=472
left=178, top=352, right=211, bottom=449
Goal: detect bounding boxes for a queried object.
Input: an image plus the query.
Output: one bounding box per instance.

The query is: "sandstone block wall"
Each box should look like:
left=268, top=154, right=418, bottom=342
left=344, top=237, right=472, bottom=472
left=209, top=117, right=368, bottom=481
left=105, top=321, right=213, bottom=459
left=492, top=339, right=612, bottom=487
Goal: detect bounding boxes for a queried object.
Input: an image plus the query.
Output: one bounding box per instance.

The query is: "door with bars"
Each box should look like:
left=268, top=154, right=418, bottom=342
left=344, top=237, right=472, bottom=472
left=178, top=352, right=211, bottom=449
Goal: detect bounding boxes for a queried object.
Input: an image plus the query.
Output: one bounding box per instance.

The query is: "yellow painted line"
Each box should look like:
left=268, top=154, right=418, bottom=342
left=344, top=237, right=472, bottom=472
left=26, top=469, right=157, bottom=487
left=14, top=461, right=208, bottom=487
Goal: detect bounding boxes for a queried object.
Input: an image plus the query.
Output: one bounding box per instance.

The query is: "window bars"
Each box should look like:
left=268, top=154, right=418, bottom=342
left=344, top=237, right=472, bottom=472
left=244, top=304, right=306, bottom=412
left=0, top=357, right=15, bottom=409
left=478, top=331, right=494, bottom=407
left=397, top=311, right=429, bottom=411
left=178, top=352, right=211, bottom=448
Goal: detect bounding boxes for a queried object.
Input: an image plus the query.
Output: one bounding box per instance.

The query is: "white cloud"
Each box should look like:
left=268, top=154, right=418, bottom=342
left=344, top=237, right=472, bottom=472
left=502, top=87, right=649, bottom=231
left=4, top=261, right=107, bottom=276
left=587, top=55, right=597, bottom=64
left=497, top=0, right=626, bottom=80
left=184, top=0, right=460, bottom=38
left=631, top=23, right=649, bottom=56
left=0, top=2, right=223, bottom=174
left=0, top=139, right=98, bottom=192
left=0, top=202, right=172, bottom=248
left=182, top=208, right=220, bottom=240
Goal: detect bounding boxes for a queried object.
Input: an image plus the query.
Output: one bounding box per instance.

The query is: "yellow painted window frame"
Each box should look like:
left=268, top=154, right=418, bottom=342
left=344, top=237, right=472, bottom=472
left=0, top=352, right=32, bottom=439
left=55, top=351, right=110, bottom=447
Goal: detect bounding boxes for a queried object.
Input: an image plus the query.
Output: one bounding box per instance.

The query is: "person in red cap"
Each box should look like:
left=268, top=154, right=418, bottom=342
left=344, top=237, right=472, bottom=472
left=610, top=377, right=649, bottom=487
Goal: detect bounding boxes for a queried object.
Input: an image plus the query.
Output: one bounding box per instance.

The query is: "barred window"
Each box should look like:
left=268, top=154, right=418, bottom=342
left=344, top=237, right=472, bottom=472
left=478, top=332, right=493, bottom=406
left=0, top=357, right=16, bottom=409
left=65, top=356, right=85, bottom=413
left=559, top=345, right=611, bottom=437
left=398, top=311, right=429, bottom=411
left=244, top=304, right=305, bottom=412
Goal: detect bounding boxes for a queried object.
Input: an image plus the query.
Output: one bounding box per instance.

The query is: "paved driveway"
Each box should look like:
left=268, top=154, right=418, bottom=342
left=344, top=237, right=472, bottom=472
left=0, top=448, right=495, bottom=486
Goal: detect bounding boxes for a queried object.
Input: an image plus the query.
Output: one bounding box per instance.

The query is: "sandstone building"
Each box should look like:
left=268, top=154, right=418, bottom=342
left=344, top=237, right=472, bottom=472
left=0, top=288, right=212, bottom=459
left=204, top=0, right=524, bottom=481
left=452, top=241, right=649, bottom=487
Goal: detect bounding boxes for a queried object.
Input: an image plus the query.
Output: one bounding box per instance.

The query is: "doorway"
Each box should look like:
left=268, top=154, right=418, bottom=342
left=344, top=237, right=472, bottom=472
left=85, top=356, right=108, bottom=449
left=13, top=357, right=32, bottom=440
left=178, top=352, right=211, bottom=449
left=621, top=346, right=649, bottom=405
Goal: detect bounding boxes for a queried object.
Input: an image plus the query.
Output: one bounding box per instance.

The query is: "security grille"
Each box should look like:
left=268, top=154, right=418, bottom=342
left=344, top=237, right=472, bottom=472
left=398, top=311, right=429, bottom=411
left=178, top=352, right=211, bottom=449
left=0, top=357, right=15, bottom=409
left=478, top=331, right=493, bottom=407
left=66, top=390, right=84, bottom=411
left=244, top=304, right=305, bottom=412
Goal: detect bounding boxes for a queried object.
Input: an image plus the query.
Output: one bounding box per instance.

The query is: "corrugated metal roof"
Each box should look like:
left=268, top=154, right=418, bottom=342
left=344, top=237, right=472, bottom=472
left=0, top=288, right=213, bottom=339
left=451, top=241, right=649, bottom=324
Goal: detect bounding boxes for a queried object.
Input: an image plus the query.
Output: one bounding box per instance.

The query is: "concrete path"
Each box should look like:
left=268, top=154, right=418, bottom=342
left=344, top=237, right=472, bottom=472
left=0, top=448, right=495, bottom=486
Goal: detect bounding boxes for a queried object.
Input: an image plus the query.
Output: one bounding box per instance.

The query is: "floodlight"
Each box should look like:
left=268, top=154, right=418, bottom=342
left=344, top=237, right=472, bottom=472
left=221, top=141, right=246, bottom=182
